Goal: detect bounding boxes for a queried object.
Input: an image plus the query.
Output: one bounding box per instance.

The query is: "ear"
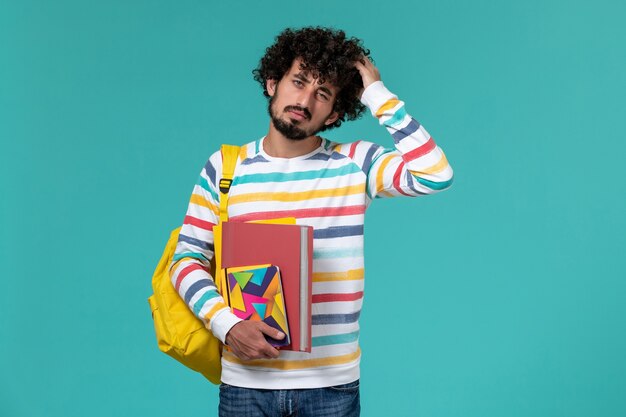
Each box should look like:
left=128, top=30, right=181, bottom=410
left=324, top=111, right=340, bottom=126
left=266, top=79, right=277, bottom=97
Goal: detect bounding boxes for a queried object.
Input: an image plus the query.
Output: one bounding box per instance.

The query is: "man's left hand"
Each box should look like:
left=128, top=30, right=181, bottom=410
left=354, top=58, right=381, bottom=96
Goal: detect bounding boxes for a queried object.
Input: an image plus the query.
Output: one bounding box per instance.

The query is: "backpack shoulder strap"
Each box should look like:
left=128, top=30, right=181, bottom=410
left=218, top=144, right=240, bottom=223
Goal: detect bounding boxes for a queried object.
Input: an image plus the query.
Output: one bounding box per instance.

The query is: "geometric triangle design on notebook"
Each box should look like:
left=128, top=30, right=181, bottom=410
left=262, top=271, right=280, bottom=299
left=249, top=268, right=266, bottom=286
left=241, top=292, right=270, bottom=320
left=273, top=292, right=285, bottom=316
left=265, top=298, right=275, bottom=320
left=270, top=300, right=287, bottom=334
left=251, top=302, right=267, bottom=319
left=224, top=262, right=293, bottom=348
left=229, top=283, right=246, bottom=312
left=232, top=271, right=253, bottom=289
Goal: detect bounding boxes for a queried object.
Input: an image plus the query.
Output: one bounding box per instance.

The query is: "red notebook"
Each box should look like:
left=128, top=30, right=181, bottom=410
left=221, top=221, right=313, bottom=352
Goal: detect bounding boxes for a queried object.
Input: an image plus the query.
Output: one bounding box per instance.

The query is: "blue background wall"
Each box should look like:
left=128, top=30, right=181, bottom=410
left=1, top=0, right=625, bottom=416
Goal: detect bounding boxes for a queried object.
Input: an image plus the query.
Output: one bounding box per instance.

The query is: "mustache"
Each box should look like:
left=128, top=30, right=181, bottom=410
left=284, top=105, right=311, bottom=120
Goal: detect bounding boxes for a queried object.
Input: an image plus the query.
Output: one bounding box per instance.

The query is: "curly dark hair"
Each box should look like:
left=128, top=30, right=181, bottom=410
left=253, top=27, right=371, bottom=131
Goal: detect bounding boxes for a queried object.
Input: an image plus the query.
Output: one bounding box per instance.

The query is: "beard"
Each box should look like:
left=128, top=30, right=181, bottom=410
left=268, top=94, right=326, bottom=141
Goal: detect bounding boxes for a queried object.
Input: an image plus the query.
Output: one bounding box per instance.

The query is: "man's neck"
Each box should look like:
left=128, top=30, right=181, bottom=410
left=264, top=124, right=321, bottom=158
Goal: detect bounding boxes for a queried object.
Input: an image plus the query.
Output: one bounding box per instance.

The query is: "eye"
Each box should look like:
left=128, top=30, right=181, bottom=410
left=293, top=79, right=304, bottom=87
left=317, top=91, right=329, bottom=102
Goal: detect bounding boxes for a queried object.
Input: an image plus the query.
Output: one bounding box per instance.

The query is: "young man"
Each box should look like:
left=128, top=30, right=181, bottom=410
left=170, top=27, right=453, bottom=416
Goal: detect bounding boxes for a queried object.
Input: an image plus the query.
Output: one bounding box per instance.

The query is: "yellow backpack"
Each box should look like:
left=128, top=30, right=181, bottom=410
left=147, top=144, right=240, bottom=384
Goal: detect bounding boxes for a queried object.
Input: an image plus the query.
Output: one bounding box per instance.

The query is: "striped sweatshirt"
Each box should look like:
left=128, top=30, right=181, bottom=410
left=170, top=81, right=453, bottom=389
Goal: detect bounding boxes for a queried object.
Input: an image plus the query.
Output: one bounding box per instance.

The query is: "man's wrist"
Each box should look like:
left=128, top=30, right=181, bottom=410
left=360, top=81, right=397, bottom=116
left=209, top=309, right=243, bottom=344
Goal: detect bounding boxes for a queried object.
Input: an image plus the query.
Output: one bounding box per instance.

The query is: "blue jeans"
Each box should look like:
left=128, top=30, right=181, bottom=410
left=218, top=380, right=360, bottom=417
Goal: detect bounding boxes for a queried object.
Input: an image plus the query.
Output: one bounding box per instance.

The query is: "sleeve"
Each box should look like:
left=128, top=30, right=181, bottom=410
left=358, top=81, right=454, bottom=200
left=168, top=150, right=242, bottom=343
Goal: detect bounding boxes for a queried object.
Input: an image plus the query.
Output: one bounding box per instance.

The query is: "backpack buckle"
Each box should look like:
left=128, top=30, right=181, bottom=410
left=219, top=178, right=233, bottom=193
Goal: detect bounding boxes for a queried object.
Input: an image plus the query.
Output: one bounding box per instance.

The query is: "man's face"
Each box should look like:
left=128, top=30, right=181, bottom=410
left=267, top=59, right=340, bottom=140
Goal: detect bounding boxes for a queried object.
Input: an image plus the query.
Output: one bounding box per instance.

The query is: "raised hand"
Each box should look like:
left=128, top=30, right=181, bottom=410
left=354, top=57, right=382, bottom=95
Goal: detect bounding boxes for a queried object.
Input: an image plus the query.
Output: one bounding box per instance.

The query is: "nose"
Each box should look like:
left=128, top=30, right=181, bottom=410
left=296, top=87, right=315, bottom=108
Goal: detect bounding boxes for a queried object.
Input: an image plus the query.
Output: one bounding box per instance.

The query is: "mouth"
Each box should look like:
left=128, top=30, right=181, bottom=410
left=287, top=110, right=308, bottom=121
left=284, top=105, right=311, bottom=121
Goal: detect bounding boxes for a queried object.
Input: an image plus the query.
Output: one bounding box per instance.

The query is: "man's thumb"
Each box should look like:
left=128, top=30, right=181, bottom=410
left=258, top=322, right=285, bottom=340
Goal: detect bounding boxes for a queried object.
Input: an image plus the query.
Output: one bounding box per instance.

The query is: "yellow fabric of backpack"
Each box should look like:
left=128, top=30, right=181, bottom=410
left=147, top=144, right=240, bottom=384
